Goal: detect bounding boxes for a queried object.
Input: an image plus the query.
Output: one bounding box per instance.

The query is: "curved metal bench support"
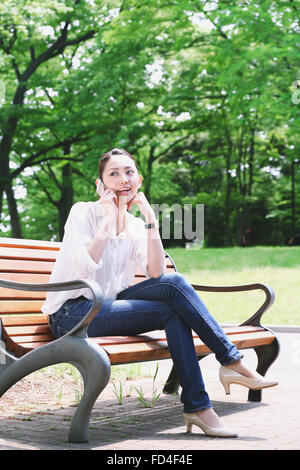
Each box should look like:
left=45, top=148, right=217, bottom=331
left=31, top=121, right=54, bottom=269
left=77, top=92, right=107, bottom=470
left=0, top=335, right=110, bottom=442
left=0, top=277, right=111, bottom=442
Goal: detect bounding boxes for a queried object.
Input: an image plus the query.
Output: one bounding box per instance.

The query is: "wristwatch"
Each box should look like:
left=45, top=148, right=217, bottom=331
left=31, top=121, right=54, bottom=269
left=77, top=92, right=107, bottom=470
left=145, top=220, right=159, bottom=229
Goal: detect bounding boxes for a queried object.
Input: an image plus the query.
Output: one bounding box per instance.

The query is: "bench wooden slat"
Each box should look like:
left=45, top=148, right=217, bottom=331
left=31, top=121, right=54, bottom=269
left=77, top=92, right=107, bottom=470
left=226, top=331, right=275, bottom=349
left=0, top=259, right=55, bottom=273
left=13, top=341, right=56, bottom=355
left=0, top=237, right=61, bottom=250
left=5, top=324, right=51, bottom=336
left=0, top=273, right=50, bottom=283
left=0, top=290, right=47, bottom=300
left=0, top=273, right=50, bottom=299
left=0, top=300, right=44, bottom=313
left=1, top=314, right=48, bottom=326
left=10, top=333, right=55, bottom=343
left=0, top=247, right=59, bottom=262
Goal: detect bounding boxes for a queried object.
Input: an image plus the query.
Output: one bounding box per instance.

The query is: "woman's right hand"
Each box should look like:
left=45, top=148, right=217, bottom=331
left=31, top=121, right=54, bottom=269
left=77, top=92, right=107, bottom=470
left=98, top=186, right=118, bottom=223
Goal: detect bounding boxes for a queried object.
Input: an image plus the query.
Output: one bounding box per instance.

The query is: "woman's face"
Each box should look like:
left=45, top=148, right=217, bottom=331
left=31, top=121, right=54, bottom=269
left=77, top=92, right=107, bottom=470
left=96, top=154, right=142, bottom=204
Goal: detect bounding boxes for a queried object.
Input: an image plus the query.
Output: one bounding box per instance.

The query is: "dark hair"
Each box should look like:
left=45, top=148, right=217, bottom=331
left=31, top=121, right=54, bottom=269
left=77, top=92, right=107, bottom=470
left=98, top=148, right=138, bottom=181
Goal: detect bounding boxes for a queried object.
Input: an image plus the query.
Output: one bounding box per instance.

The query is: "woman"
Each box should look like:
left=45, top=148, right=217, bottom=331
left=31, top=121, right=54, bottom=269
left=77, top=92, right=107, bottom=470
left=42, top=148, right=278, bottom=438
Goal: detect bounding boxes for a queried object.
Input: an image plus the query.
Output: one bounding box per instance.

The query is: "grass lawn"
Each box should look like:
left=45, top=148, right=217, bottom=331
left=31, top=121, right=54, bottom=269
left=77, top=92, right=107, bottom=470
left=167, top=246, right=300, bottom=326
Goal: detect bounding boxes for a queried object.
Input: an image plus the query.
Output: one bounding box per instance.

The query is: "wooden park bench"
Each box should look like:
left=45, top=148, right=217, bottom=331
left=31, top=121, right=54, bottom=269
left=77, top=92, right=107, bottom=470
left=0, top=236, right=280, bottom=443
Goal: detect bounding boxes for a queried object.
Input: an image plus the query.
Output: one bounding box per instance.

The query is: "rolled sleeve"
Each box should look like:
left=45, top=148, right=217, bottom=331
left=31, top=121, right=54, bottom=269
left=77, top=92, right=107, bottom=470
left=76, top=244, right=104, bottom=273
left=64, top=201, right=104, bottom=278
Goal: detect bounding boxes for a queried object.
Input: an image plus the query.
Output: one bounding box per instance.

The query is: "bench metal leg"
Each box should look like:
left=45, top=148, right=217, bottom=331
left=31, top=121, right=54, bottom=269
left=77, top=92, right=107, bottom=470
left=248, top=337, right=280, bottom=402
left=163, top=363, right=179, bottom=395
left=163, top=355, right=206, bottom=395
left=0, top=336, right=111, bottom=443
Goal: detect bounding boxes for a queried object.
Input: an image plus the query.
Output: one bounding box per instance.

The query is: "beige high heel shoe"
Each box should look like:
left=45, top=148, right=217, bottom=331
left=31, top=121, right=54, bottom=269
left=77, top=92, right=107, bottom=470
left=183, top=412, right=238, bottom=438
left=219, top=365, right=278, bottom=395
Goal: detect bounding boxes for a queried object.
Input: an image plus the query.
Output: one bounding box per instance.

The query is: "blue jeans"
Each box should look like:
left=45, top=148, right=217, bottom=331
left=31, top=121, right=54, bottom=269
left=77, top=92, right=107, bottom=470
left=49, top=273, right=242, bottom=413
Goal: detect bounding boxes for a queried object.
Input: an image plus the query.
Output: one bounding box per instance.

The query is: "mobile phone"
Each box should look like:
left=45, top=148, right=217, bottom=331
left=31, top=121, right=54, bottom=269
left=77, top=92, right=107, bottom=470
left=96, top=179, right=107, bottom=196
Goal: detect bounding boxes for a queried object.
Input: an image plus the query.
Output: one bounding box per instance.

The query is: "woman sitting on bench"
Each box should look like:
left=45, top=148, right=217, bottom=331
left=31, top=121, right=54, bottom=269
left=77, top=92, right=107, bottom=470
left=43, top=148, right=278, bottom=438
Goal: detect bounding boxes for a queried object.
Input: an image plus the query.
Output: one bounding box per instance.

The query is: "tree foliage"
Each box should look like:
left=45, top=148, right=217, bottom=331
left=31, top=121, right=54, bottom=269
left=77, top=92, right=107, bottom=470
left=0, top=0, right=299, bottom=246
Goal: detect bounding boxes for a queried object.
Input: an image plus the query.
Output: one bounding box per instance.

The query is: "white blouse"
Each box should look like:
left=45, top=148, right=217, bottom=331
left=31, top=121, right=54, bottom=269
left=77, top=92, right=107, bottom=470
left=41, top=200, right=150, bottom=315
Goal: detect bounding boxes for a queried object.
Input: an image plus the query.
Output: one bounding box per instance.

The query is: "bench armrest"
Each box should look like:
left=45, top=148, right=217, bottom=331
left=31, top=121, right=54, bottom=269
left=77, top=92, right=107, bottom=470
left=0, top=278, right=103, bottom=337
left=191, top=282, right=275, bottom=327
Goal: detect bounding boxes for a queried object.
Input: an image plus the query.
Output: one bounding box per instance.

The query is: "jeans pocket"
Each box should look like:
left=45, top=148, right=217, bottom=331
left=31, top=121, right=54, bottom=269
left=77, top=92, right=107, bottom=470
left=50, top=296, right=91, bottom=338
left=50, top=304, right=67, bottom=323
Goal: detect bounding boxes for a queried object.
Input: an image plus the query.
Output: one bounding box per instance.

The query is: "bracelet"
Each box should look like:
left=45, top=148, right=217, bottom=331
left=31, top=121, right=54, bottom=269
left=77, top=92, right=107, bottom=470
left=145, top=220, right=159, bottom=229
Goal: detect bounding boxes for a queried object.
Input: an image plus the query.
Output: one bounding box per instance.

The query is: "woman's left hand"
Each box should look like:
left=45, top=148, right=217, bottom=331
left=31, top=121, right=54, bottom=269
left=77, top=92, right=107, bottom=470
left=127, top=192, right=155, bottom=220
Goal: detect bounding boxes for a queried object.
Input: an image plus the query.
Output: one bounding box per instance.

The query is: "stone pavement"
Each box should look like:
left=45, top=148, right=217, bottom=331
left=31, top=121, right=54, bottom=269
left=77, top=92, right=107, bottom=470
left=0, top=331, right=299, bottom=451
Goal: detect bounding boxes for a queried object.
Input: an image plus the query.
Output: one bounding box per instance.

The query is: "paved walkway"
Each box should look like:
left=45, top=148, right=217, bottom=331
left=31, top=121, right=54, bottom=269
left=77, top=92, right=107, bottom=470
left=0, top=331, right=299, bottom=451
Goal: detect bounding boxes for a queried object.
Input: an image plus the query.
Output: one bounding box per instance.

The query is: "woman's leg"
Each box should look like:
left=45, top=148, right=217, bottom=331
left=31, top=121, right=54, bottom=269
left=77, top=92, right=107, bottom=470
left=49, top=295, right=212, bottom=413
left=116, top=272, right=243, bottom=366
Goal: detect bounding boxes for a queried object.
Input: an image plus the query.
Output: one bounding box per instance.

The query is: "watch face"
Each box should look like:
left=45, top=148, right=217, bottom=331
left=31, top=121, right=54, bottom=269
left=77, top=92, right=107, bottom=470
left=145, top=222, right=157, bottom=229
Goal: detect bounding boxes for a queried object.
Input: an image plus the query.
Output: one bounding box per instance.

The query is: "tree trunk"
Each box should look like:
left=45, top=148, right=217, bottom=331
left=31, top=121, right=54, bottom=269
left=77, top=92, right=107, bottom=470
left=0, top=19, right=96, bottom=234
left=241, top=126, right=255, bottom=241
left=0, top=174, right=7, bottom=225
left=235, top=125, right=245, bottom=245
left=224, top=154, right=232, bottom=247
left=221, top=106, right=233, bottom=247
left=5, top=182, right=23, bottom=238
left=0, top=189, right=3, bottom=225
left=291, top=159, right=295, bottom=235
left=0, top=152, right=23, bottom=237
left=58, top=144, right=74, bottom=241
left=143, top=145, right=155, bottom=200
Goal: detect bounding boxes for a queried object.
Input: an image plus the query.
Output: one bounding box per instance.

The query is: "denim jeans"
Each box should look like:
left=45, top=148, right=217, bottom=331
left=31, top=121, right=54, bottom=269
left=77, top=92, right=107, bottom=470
left=49, top=273, right=242, bottom=413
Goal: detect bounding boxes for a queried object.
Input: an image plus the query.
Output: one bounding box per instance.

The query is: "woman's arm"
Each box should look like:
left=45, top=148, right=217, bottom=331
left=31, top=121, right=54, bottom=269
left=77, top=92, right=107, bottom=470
left=87, top=217, right=110, bottom=263
left=87, top=188, right=118, bottom=263
left=144, top=210, right=166, bottom=278
left=128, top=193, right=165, bottom=278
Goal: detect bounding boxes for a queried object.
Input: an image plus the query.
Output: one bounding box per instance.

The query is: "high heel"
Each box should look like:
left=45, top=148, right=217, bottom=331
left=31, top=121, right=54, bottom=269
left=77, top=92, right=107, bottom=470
left=183, top=412, right=238, bottom=438
left=219, top=365, right=278, bottom=395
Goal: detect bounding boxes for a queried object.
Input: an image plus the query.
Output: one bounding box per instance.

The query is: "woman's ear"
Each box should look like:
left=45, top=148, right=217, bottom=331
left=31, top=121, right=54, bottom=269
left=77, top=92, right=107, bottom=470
left=138, top=174, right=143, bottom=188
